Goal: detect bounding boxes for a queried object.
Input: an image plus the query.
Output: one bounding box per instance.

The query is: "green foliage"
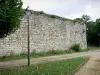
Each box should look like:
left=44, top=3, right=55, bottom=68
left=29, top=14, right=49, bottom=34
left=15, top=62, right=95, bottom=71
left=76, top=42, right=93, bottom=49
left=74, top=14, right=91, bottom=25
left=0, top=0, right=23, bottom=38
left=50, top=15, right=57, bottom=18
left=1, top=56, right=7, bottom=59
left=31, top=10, right=75, bottom=23
left=9, top=50, right=15, bottom=57
left=73, top=14, right=100, bottom=46
left=86, top=18, right=100, bottom=46
left=0, top=50, right=74, bottom=61
left=0, top=57, right=88, bottom=75
left=0, top=46, right=100, bottom=61
left=70, top=44, right=81, bottom=52
left=47, top=50, right=63, bottom=54
left=33, top=11, right=45, bottom=15
left=74, top=18, right=84, bottom=24
left=82, top=14, right=91, bottom=24
left=39, top=11, right=44, bottom=14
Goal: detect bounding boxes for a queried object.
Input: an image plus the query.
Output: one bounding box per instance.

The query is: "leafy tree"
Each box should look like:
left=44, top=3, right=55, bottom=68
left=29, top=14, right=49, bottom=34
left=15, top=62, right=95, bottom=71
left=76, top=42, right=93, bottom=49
left=95, top=18, right=100, bottom=45
left=74, top=18, right=84, bottom=23
left=81, top=14, right=91, bottom=24
left=74, top=14, right=90, bottom=24
left=86, top=18, right=100, bottom=46
left=74, top=14, right=100, bottom=46
left=0, top=0, right=23, bottom=38
left=86, top=21, right=97, bottom=45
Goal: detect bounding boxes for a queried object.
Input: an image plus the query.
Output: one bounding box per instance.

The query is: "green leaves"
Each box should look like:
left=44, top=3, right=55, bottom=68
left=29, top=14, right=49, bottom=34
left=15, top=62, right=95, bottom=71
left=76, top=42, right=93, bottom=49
left=74, top=14, right=91, bottom=25
left=70, top=44, right=81, bottom=52
left=82, top=14, right=91, bottom=24
left=74, top=14, right=100, bottom=46
left=86, top=18, right=100, bottom=46
left=0, top=0, right=23, bottom=38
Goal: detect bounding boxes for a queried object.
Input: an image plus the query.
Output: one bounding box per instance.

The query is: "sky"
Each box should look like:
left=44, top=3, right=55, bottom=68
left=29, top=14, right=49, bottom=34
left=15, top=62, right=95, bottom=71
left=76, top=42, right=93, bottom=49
left=22, top=0, right=100, bottom=21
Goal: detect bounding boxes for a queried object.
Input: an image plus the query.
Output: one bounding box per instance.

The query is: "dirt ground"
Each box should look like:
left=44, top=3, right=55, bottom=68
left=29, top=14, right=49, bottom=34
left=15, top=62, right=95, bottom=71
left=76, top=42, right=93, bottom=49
left=75, top=52, right=100, bottom=75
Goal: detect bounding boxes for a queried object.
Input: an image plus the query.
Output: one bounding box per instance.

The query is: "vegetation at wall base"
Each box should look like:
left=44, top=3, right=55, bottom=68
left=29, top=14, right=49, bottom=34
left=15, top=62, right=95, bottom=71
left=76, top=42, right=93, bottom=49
left=0, top=57, right=88, bottom=75
left=0, top=46, right=100, bottom=62
left=70, top=44, right=81, bottom=52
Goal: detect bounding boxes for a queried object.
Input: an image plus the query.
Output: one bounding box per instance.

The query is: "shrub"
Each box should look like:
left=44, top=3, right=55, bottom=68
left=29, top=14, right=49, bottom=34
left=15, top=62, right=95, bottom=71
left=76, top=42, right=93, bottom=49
left=65, top=50, right=74, bottom=53
left=47, top=50, right=63, bottom=54
left=70, top=44, right=81, bottom=52
left=39, top=11, right=44, bottom=14
left=32, top=49, right=36, bottom=54
left=2, top=55, right=7, bottom=59
left=50, top=15, right=56, bottom=18
left=20, top=52, right=27, bottom=57
left=9, top=50, right=15, bottom=57
left=36, top=52, right=47, bottom=56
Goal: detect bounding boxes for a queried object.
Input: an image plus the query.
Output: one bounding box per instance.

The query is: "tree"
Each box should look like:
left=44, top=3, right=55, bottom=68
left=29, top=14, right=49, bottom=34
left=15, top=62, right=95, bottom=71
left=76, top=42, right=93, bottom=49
left=95, top=18, right=100, bottom=45
left=0, top=0, right=23, bottom=38
left=86, top=21, right=97, bottom=45
left=74, top=18, right=84, bottom=23
left=81, top=14, right=91, bottom=24
left=74, top=14, right=91, bottom=24
left=86, top=18, right=100, bottom=46
left=74, top=14, right=100, bottom=46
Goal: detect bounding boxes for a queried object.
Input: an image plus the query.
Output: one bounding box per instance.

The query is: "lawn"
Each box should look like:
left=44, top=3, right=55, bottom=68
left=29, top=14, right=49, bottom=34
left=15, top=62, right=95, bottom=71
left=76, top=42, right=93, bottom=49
left=0, top=46, right=100, bottom=62
left=0, top=57, right=88, bottom=75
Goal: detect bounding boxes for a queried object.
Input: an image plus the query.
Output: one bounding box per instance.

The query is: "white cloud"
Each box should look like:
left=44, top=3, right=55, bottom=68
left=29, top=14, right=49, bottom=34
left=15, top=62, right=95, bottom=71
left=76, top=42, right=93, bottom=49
left=65, top=13, right=84, bottom=19
left=67, top=0, right=100, bottom=20
left=22, top=0, right=86, bottom=11
left=84, top=1, right=100, bottom=20
left=22, top=0, right=73, bottom=10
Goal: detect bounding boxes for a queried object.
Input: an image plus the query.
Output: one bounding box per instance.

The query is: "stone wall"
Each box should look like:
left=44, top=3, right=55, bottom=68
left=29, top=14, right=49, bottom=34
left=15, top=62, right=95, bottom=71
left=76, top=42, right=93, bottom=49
left=0, top=11, right=87, bottom=56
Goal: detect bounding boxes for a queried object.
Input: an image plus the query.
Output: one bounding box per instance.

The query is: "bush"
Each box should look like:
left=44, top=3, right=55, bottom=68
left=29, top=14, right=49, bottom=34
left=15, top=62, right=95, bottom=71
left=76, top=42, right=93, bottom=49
left=2, top=56, right=7, bottom=59
left=50, top=15, right=56, bottom=18
left=39, top=11, right=44, bottom=14
left=20, top=52, right=27, bottom=57
left=32, top=49, right=36, bottom=54
left=47, top=50, right=63, bottom=54
left=9, top=50, right=15, bottom=57
left=65, top=50, right=74, bottom=53
left=70, top=44, right=81, bottom=52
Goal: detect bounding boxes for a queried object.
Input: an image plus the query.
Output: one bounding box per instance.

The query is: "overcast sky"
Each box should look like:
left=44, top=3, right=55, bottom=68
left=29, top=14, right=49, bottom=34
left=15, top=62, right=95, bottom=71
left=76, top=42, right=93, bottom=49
left=22, top=0, right=100, bottom=21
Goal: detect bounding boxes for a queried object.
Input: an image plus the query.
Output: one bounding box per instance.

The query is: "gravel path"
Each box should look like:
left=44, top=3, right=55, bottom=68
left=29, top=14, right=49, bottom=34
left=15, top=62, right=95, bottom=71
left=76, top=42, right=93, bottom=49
left=75, top=53, right=100, bottom=75
left=0, top=50, right=100, bottom=68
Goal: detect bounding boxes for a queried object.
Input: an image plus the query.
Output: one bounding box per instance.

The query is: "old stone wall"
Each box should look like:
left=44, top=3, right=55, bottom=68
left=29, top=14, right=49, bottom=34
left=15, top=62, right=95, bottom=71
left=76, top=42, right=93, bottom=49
left=0, top=11, right=87, bottom=56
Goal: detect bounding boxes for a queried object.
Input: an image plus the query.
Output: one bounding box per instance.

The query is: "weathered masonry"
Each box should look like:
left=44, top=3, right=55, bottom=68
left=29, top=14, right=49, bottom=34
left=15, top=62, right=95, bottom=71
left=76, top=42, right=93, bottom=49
left=0, top=10, right=87, bottom=56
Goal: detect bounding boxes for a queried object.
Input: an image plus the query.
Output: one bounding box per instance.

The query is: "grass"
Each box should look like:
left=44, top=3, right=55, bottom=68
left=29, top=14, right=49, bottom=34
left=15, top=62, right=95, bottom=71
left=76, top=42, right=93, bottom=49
left=0, top=57, right=88, bottom=75
left=79, top=46, right=100, bottom=52
left=87, top=46, right=100, bottom=50
left=0, top=50, right=74, bottom=61
left=0, top=46, right=100, bottom=62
